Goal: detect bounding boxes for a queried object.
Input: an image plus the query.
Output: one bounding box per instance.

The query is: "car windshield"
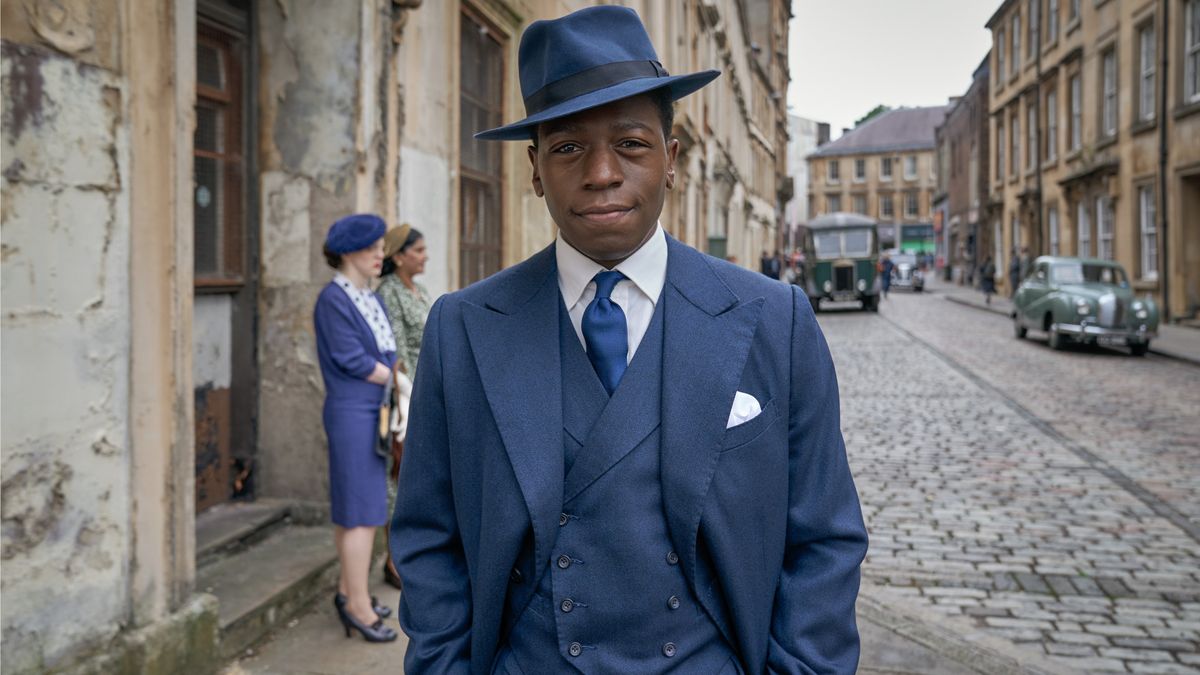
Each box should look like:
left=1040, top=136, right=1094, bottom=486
left=1051, top=263, right=1129, bottom=287
left=813, top=232, right=842, bottom=259
left=892, top=254, right=916, bottom=266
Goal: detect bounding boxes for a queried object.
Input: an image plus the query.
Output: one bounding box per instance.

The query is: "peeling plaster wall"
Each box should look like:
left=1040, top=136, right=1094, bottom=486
left=1, top=38, right=132, bottom=671
left=256, top=0, right=387, bottom=501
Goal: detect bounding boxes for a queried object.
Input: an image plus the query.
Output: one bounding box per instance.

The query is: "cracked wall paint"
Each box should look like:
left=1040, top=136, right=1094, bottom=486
left=1, top=40, right=131, bottom=673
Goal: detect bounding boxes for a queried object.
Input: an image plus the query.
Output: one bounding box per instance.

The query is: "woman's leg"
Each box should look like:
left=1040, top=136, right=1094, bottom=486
left=335, top=525, right=379, bottom=624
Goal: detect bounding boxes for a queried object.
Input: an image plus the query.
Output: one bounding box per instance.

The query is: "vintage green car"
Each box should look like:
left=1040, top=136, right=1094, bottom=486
left=1012, top=257, right=1159, bottom=355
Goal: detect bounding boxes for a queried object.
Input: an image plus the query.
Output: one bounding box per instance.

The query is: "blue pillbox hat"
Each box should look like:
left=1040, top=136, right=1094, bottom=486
left=325, top=214, right=387, bottom=254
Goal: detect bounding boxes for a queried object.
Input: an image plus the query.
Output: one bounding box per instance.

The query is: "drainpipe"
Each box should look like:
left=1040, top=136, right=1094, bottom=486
left=1035, top=10, right=1043, bottom=255
left=1159, top=0, right=1170, bottom=320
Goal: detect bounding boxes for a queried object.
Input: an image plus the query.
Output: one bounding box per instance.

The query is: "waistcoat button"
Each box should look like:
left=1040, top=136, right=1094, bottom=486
left=568, top=642, right=583, bottom=657
left=509, top=567, right=523, bottom=584
left=561, top=598, right=574, bottom=613
left=666, top=551, right=679, bottom=565
left=557, top=554, right=572, bottom=569
left=667, top=595, right=681, bottom=610
left=662, top=642, right=677, bottom=658
left=559, top=513, right=569, bottom=526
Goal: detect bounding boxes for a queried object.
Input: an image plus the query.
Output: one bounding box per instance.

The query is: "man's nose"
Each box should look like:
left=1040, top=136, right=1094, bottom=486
left=581, top=147, right=623, bottom=190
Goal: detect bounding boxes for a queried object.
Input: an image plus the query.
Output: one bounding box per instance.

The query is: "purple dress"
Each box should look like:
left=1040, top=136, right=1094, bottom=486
left=313, top=283, right=396, bottom=527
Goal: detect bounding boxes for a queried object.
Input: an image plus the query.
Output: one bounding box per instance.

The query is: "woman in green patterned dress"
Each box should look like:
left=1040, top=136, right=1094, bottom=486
left=377, top=223, right=430, bottom=588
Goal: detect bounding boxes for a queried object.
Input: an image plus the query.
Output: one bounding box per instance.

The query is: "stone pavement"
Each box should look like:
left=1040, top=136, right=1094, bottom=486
left=924, top=275, right=1200, bottom=366
left=828, top=292, right=1199, bottom=673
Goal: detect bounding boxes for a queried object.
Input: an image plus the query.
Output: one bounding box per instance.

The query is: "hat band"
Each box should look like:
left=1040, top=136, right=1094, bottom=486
left=524, top=60, right=669, bottom=116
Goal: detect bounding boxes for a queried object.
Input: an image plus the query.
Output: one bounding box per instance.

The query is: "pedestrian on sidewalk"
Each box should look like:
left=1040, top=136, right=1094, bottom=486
left=390, top=7, right=867, bottom=674
left=980, top=255, right=996, bottom=305
left=313, top=214, right=398, bottom=643
left=1008, top=247, right=1021, bottom=298
left=376, top=223, right=432, bottom=591
left=879, top=252, right=894, bottom=299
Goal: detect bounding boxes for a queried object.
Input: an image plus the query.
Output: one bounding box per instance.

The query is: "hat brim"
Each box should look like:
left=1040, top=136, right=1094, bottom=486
left=474, top=70, right=720, bottom=141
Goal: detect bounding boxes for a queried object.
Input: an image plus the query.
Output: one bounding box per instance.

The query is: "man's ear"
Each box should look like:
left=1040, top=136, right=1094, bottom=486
left=665, top=138, right=680, bottom=190
left=527, top=145, right=544, bottom=197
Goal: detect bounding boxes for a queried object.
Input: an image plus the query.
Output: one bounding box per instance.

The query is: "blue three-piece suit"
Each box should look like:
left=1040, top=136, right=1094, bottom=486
left=391, top=237, right=868, bottom=674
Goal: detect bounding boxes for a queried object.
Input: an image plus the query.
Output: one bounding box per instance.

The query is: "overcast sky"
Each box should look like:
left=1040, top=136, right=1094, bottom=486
left=788, top=0, right=998, bottom=137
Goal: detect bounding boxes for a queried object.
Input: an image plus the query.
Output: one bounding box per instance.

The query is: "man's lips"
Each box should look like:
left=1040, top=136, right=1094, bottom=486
left=574, top=205, right=633, bottom=223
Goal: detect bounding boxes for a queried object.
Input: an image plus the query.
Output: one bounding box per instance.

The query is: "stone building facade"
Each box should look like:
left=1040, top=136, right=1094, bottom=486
left=784, top=113, right=830, bottom=250
left=934, top=56, right=992, bottom=284
left=1, top=1, right=791, bottom=672
left=985, top=0, right=1200, bottom=316
left=806, top=106, right=949, bottom=251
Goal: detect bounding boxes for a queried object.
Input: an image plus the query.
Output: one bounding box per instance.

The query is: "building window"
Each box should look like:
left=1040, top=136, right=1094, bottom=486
left=880, top=194, right=895, bottom=219
left=1186, top=0, right=1200, bottom=103
left=1029, top=0, right=1039, bottom=59
left=827, top=159, right=840, bottom=184
left=904, top=155, right=917, bottom=180
left=1026, top=103, right=1037, bottom=170
left=1012, top=212, right=1021, bottom=250
left=881, top=156, right=893, bottom=181
left=1138, top=23, right=1156, bottom=121
left=1101, top=48, right=1117, bottom=138
left=1069, top=73, right=1082, bottom=150
left=459, top=10, right=506, bottom=287
left=194, top=21, right=248, bottom=286
left=1096, top=196, right=1114, bottom=260
left=1046, top=89, right=1058, bottom=161
left=996, top=119, right=1006, bottom=180
left=852, top=194, right=867, bottom=214
left=1010, top=110, right=1020, bottom=176
left=995, top=220, right=1004, bottom=273
left=1069, top=0, right=1079, bottom=22
left=1048, top=0, right=1059, bottom=43
left=827, top=194, right=842, bottom=213
left=1138, top=185, right=1158, bottom=279
left=905, top=192, right=919, bottom=218
left=997, top=29, right=1007, bottom=85
left=1077, top=200, right=1091, bottom=256
left=1048, top=206, right=1060, bottom=255
left=854, top=158, right=866, bottom=182
left=1011, top=14, right=1021, bottom=78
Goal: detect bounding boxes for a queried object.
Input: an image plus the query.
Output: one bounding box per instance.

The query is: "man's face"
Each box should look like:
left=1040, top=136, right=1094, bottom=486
left=528, top=95, right=679, bottom=267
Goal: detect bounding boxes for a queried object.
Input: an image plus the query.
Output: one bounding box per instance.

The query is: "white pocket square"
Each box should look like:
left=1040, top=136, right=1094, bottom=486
left=726, top=391, right=762, bottom=429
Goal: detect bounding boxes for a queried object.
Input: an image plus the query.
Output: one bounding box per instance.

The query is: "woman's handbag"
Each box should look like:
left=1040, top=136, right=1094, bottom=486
left=388, top=361, right=413, bottom=481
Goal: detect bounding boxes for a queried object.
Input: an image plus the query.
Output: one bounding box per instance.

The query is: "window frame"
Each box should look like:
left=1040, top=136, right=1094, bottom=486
left=881, top=156, right=894, bottom=181
left=1028, top=0, right=1040, bottom=60
left=1137, top=21, right=1156, bottom=122
left=853, top=157, right=866, bottom=182
left=1100, top=47, right=1117, bottom=139
left=904, top=191, right=919, bottom=219
left=827, top=159, right=840, bottom=184
left=1187, top=0, right=1200, bottom=103
left=1046, top=87, right=1058, bottom=161
left=1047, top=0, right=1059, bottom=44
left=1012, top=13, right=1022, bottom=79
left=903, top=155, right=918, bottom=180
left=1096, top=196, right=1114, bottom=260
left=1138, top=184, right=1158, bottom=280
left=1026, top=102, right=1037, bottom=171
left=1077, top=199, right=1091, bottom=256
left=1048, top=206, right=1060, bottom=255
left=852, top=193, right=867, bottom=215
left=880, top=193, right=895, bottom=219
left=827, top=193, right=842, bottom=213
left=1010, top=108, right=1020, bottom=177
left=1069, top=72, right=1082, bottom=151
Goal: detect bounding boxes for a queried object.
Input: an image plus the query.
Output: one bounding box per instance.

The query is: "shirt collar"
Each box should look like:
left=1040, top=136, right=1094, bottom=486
left=556, top=224, right=667, bottom=309
left=333, top=272, right=369, bottom=293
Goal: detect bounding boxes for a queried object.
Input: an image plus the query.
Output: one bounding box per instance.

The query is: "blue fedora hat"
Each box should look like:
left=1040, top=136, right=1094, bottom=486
left=474, top=6, right=719, bottom=141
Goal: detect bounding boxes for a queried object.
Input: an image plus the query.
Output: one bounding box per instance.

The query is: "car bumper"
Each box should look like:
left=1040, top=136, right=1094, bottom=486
left=1055, top=321, right=1157, bottom=342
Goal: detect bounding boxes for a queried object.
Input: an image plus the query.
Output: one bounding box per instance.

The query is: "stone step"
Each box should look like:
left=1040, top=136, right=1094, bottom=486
left=196, top=523, right=339, bottom=660
left=196, top=499, right=292, bottom=568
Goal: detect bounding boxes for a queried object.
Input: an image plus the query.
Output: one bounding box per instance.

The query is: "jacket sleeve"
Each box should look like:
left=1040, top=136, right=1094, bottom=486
left=314, top=291, right=379, bottom=379
left=389, top=297, right=472, bottom=675
left=767, top=286, right=869, bottom=675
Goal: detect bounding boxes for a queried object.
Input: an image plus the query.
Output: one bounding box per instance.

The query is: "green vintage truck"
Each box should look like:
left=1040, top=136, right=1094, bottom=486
left=801, top=213, right=880, bottom=312
left=1012, top=257, right=1159, bottom=355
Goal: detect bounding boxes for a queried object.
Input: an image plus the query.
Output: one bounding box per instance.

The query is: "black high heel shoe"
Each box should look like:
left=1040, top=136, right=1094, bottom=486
left=334, top=592, right=392, bottom=619
left=332, top=594, right=397, bottom=642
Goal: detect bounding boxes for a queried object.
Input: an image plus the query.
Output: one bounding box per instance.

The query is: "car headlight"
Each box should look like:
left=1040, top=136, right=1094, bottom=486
left=1135, top=308, right=1149, bottom=319
left=1075, top=298, right=1091, bottom=315
left=823, top=280, right=833, bottom=293
left=1132, top=300, right=1145, bottom=311
left=856, top=279, right=867, bottom=292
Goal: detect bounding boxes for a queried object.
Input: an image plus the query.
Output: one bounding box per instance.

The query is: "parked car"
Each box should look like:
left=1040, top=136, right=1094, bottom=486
left=890, top=253, right=924, bottom=292
left=1012, top=257, right=1158, bottom=355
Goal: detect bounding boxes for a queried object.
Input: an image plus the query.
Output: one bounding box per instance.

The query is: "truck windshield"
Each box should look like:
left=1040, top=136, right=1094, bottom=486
left=814, top=233, right=842, bottom=259
left=813, top=229, right=873, bottom=260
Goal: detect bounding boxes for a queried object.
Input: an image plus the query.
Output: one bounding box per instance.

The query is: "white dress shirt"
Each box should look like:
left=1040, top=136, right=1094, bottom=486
left=556, top=224, right=667, bottom=364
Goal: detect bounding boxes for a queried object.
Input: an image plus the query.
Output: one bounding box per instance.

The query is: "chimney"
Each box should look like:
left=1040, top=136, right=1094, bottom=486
left=816, top=122, right=831, bottom=146
left=841, top=127, right=850, bottom=137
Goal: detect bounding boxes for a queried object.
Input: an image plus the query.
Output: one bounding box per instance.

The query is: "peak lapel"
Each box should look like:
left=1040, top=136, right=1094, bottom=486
left=461, top=246, right=564, bottom=577
left=660, top=239, right=764, bottom=586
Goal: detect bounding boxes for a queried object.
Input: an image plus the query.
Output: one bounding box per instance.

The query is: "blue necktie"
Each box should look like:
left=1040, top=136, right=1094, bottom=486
left=582, top=270, right=628, bottom=395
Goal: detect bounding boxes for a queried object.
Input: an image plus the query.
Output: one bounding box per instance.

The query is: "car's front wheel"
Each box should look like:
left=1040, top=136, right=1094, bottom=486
left=1048, top=328, right=1069, bottom=351
left=1130, top=341, right=1150, bottom=357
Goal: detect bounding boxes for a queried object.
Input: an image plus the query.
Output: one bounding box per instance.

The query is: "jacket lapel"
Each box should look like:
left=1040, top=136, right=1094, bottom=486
left=660, top=238, right=764, bottom=587
left=461, top=245, right=564, bottom=578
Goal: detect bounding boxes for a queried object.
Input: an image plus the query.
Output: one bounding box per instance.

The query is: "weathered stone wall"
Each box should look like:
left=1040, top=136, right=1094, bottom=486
left=1, top=3, right=132, bottom=670
left=256, top=0, right=394, bottom=502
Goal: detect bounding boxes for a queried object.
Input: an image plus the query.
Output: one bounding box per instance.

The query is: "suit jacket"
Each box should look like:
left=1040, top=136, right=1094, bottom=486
left=391, top=236, right=868, bottom=674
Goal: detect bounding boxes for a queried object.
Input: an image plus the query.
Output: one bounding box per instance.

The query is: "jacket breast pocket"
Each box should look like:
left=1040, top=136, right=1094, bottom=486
left=719, top=398, right=779, bottom=453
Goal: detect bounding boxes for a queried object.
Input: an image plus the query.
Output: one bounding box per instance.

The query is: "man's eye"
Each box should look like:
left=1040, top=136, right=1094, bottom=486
left=552, top=143, right=580, bottom=153
left=619, top=140, right=649, bottom=149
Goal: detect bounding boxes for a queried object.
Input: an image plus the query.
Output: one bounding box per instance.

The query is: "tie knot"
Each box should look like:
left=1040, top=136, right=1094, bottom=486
left=591, top=270, right=625, bottom=299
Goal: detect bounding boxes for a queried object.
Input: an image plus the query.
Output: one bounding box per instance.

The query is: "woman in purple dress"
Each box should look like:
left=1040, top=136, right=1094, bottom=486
left=312, top=214, right=398, bottom=642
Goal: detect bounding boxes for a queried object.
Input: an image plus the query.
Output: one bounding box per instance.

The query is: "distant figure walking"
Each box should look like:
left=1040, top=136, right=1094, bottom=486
left=980, top=255, right=996, bottom=306
left=1008, top=248, right=1021, bottom=298
left=879, top=253, right=894, bottom=299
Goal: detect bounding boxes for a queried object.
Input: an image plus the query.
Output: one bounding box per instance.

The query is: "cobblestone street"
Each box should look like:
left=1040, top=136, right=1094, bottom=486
left=823, top=290, right=1200, bottom=673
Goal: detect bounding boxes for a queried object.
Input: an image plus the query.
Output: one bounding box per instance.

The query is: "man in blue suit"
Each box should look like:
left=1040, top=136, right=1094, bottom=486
left=391, top=7, right=867, bottom=674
